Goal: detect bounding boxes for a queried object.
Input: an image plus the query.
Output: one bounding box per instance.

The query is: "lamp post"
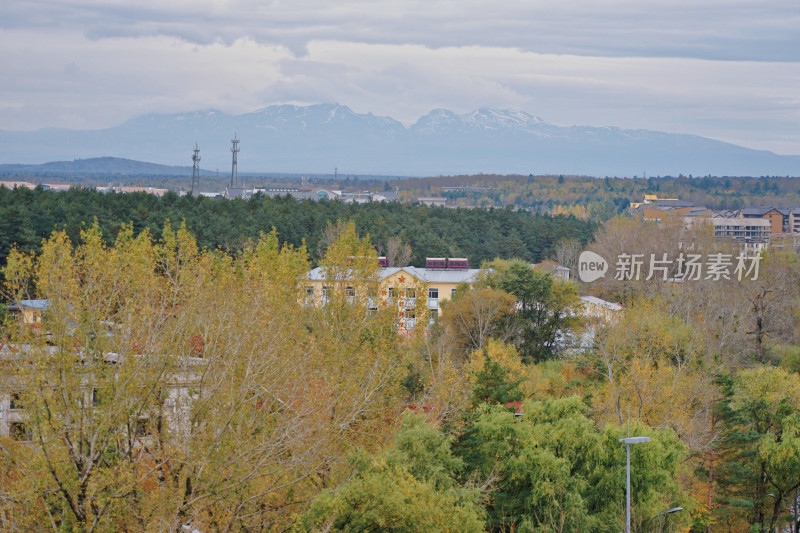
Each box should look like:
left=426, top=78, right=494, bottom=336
left=620, top=436, right=650, bottom=533
left=646, top=506, right=684, bottom=533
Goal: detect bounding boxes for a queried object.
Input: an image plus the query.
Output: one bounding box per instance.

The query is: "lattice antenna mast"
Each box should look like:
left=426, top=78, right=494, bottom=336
left=230, top=132, right=240, bottom=188
left=191, top=142, right=201, bottom=195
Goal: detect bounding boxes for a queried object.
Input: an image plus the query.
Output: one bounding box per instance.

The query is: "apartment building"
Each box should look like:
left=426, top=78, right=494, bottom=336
left=711, top=218, right=771, bottom=253
left=739, top=207, right=785, bottom=234
left=0, top=343, right=202, bottom=441
left=305, top=257, right=480, bottom=331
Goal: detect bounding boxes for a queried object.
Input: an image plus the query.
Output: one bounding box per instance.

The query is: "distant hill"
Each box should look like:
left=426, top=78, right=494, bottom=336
left=2, top=104, right=799, bottom=177
left=0, top=157, right=199, bottom=177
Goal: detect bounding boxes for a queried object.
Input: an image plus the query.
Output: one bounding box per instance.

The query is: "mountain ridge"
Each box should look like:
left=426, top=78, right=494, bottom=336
left=1, top=104, right=798, bottom=177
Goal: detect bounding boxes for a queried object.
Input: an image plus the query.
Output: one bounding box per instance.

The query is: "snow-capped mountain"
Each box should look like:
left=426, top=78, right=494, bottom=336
left=411, top=108, right=545, bottom=135
left=1, top=104, right=798, bottom=177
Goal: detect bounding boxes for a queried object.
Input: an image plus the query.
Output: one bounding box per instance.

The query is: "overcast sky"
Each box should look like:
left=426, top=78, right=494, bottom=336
left=2, top=0, right=799, bottom=154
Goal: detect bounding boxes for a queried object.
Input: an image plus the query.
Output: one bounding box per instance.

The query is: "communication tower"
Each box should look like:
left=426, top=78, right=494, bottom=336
left=191, top=142, right=201, bottom=195
left=230, top=132, right=240, bottom=188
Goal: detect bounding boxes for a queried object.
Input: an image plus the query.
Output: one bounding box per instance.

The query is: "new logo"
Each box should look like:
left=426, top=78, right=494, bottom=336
left=578, top=251, right=608, bottom=282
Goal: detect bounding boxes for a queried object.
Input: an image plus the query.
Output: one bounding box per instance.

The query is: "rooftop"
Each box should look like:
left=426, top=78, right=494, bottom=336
left=307, top=265, right=481, bottom=284
left=7, top=299, right=50, bottom=311
left=711, top=218, right=771, bottom=227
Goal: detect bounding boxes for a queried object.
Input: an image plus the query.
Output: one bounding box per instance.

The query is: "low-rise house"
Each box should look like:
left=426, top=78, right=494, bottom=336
left=636, top=203, right=712, bottom=222
left=532, top=260, right=571, bottom=281
left=580, top=296, right=622, bottom=322
left=249, top=187, right=398, bottom=203
left=6, top=299, right=49, bottom=326
left=97, top=186, right=170, bottom=196
left=417, top=197, right=448, bottom=207
left=0, top=181, right=38, bottom=190
left=630, top=194, right=681, bottom=209
left=561, top=296, right=622, bottom=354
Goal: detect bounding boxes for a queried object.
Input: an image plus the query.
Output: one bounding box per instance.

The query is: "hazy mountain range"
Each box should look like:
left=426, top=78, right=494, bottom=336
left=2, top=104, right=799, bottom=177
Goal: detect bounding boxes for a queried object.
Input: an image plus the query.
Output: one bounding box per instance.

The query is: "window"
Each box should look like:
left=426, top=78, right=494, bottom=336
left=304, top=286, right=315, bottom=306
left=9, top=392, right=23, bottom=410
left=405, top=288, right=416, bottom=309
left=451, top=288, right=457, bottom=298
left=428, top=288, right=439, bottom=309
left=9, top=422, right=29, bottom=441
left=134, top=418, right=149, bottom=437
left=366, top=285, right=378, bottom=313
left=387, top=287, right=396, bottom=305
left=429, top=308, right=438, bottom=324
left=346, top=286, right=356, bottom=304
left=405, top=308, right=416, bottom=330
left=321, top=286, right=330, bottom=306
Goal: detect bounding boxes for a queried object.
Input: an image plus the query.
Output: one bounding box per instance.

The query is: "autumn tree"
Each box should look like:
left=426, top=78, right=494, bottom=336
left=383, top=235, right=413, bottom=267
left=303, top=220, right=411, bottom=489
left=439, top=287, right=516, bottom=358
left=0, top=221, right=409, bottom=532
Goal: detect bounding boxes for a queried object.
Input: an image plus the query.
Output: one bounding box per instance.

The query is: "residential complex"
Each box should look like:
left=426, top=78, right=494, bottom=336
left=630, top=194, right=800, bottom=250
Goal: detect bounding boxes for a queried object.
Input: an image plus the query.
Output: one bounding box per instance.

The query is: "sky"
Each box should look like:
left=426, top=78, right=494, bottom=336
left=2, top=0, right=799, bottom=155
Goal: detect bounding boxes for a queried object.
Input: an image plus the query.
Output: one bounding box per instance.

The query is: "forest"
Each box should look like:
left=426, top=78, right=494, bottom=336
left=0, top=185, right=595, bottom=269
left=1, top=183, right=800, bottom=532
left=6, top=172, right=800, bottom=215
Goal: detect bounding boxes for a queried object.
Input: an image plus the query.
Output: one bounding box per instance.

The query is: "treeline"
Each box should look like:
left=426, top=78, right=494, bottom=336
left=0, top=185, right=595, bottom=268
left=396, top=173, right=800, bottom=213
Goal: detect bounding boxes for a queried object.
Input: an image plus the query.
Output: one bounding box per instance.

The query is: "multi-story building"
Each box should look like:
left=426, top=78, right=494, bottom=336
left=305, top=258, right=480, bottom=332
left=739, top=207, right=785, bottom=234
left=0, top=343, right=202, bottom=441
left=711, top=217, right=771, bottom=252
left=787, top=209, right=800, bottom=234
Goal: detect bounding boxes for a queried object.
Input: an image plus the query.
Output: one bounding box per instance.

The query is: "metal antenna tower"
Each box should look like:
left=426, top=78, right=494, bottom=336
left=230, top=132, right=240, bottom=188
left=191, top=142, right=201, bottom=195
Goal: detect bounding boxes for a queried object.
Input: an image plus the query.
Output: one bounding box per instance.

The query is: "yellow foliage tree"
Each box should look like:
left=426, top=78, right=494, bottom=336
left=0, top=221, right=408, bottom=532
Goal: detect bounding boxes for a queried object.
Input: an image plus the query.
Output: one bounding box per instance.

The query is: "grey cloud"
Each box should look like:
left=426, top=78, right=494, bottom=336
left=2, top=0, right=800, bottom=155
left=4, top=0, right=800, bottom=62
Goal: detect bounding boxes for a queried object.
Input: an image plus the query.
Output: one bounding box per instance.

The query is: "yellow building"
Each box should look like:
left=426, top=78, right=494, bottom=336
left=6, top=299, right=49, bottom=326
left=630, top=193, right=680, bottom=210
left=305, top=258, right=480, bottom=332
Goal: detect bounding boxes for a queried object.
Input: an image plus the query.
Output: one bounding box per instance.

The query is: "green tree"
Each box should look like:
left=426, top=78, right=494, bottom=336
left=303, top=413, right=485, bottom=532
left=481, top=259, right=582, bottom=362
left=471, top=351, right=523, bottom=407
left=714, top=368, right=800, bottom=532
left=454, top=397, right=688, bottom=533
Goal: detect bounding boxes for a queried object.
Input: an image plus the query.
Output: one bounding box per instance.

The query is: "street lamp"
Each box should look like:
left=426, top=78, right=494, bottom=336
left=646, top=507, right=684, bottom=533
left=620, top=436, right=650, bottom=533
